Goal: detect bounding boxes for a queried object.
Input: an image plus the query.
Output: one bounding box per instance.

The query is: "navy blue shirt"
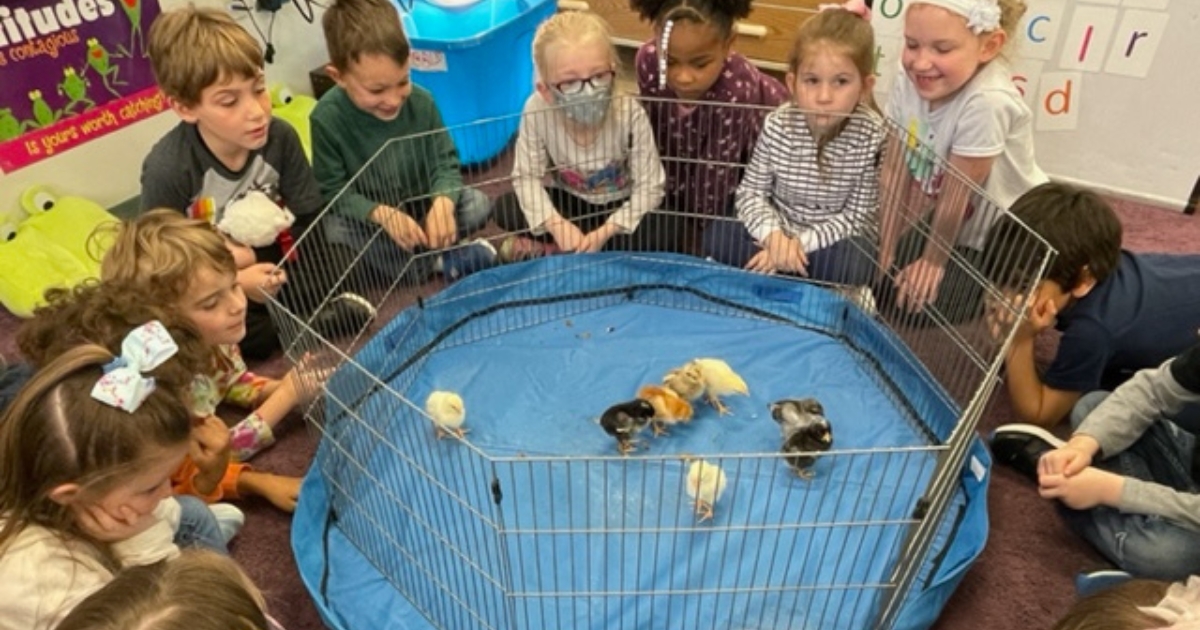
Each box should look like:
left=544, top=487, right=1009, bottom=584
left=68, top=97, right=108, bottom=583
left=1044, top=251, right=1200, bottom=393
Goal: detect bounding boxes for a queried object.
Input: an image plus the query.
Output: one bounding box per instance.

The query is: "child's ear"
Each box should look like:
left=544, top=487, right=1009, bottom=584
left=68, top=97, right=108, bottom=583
left=1070, top=266, right=1098, bottom=298
left=168, top=96, right=198, bottom=124
left=861, top=73, right=877, bottom=99
left=785, top=71, right=797, bottom=98
left=48, top=483, right=81, bottom=506
left=325, top=64, right=343, bottom=85
left=979, top=30, right=1007, bottom=63
left=535, top=81, right=555, bottom=105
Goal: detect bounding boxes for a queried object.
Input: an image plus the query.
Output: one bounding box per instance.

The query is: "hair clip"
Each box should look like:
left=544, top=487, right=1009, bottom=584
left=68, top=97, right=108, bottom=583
left=91, top=321, right=179, bottom=413
left=818, top=0, right=872, bottom=20
left=658, top=19, right=675, bottom=91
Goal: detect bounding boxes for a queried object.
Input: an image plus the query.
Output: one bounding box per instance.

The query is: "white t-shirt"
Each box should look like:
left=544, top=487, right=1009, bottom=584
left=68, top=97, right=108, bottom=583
left=0, top=499, right=181, bottom=630
left=886, top=60, right=1048, bottom=250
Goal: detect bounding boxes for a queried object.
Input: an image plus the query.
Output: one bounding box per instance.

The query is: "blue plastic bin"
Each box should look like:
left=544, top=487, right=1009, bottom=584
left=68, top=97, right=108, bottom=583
left=396, top=0, right=556, bottom=165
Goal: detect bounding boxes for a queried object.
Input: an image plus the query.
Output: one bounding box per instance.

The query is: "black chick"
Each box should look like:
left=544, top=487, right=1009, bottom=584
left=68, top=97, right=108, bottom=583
left=770, top=398, right=833, bottom=479
left=599, top=399, right=656, bottom=455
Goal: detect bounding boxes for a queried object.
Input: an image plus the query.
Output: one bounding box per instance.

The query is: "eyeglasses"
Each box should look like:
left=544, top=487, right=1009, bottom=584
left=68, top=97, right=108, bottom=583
left=552, top=70, right=616, bottom=96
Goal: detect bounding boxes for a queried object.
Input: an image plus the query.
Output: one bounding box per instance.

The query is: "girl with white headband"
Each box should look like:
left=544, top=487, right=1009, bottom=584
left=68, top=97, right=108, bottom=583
left=880, top=0, right=1049, bottom=324
left=629, top=0, right=788, bottom=252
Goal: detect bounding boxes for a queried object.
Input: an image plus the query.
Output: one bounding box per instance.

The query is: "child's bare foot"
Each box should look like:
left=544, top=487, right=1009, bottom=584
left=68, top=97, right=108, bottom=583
left=239, top=471, right=302, bottom=513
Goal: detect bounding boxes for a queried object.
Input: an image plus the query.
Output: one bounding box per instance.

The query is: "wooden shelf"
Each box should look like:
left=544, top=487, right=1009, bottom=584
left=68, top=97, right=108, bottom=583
left=574, top=0, right=822, bottom=72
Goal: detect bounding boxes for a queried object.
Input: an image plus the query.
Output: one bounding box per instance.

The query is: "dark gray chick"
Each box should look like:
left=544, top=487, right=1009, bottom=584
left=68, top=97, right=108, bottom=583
left=600, top=399, right=656, bottom=455
left=770, top=398, right=833, bottom=479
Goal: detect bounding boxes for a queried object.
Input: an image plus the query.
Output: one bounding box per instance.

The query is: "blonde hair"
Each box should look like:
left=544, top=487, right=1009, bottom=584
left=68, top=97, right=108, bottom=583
left=531, top=11, right=618, bottom=81
left=0, top=345, right=191, bottom=561
left=996, top=0, right=1028, bottom=42
left=1052, top=579, right=1170, bottom=630
left=322, top=0, right=411, bottom=72
left=98, top=210, right=236, bottom=313
left=56, top=550, right=271, bottom=630
left=148, top=5, right=264, bottom=107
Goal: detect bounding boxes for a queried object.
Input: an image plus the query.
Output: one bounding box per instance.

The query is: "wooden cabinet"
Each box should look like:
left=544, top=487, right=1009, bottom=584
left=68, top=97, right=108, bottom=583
left=576, top=0, right=821, bottom=71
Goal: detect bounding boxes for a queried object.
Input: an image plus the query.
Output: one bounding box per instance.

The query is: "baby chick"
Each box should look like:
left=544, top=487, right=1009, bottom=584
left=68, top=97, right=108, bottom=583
left=684, top=458, right=728, bottom=523
left=636, top=384, right=694, bottom=436
left=425, top=390, right=468, bottom=440
left=691, top=358, right=749, bottom=415
left=770, top=398, right=833, bottom=479
left=599, top=399, right=656, bottom=455
left=663, top=363, right=705, bottom=402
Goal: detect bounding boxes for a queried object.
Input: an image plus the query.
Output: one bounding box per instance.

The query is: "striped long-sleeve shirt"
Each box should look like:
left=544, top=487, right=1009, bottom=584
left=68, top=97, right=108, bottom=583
left=735, top=104, right=885, bottom=253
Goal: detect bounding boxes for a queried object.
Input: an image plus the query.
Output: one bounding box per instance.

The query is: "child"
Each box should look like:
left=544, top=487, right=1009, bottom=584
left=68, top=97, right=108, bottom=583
left=982, top=183, right=1200, bottom=428
left=494, top=11, right=666, bottom=256
left=993, top=341, right=1200, bottom=581
left=0, top=344, right=190, bottom=630
left=1053, top=578, right=1178, bottom=630
left=57, top=549, right=283, bottom=630
left=73, top=210, right=309, bottom=511
left=141, top=6, right=373, bottom=362
left=879, top=0, right=1048, bottom=323
left=703, top=6, right=883, bottom=284
left=630, top=0, right=789, bottom=251
left=313, top=0, right=496, bottom=282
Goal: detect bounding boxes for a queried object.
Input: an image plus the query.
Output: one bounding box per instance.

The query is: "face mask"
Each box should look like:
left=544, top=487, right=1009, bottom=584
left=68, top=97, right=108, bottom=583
left=554, top=83, right=612, bottom=126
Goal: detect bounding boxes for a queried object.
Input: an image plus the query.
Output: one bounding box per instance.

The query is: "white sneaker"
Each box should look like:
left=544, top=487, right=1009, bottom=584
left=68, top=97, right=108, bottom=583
left=208, top=503, right=245, bottom=544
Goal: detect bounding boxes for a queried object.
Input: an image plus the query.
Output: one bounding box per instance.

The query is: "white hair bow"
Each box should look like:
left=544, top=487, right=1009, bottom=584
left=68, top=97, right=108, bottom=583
left=1141, top=577, right=1200, bottom=630
left=916, top=0, right=1001, bottom=34
left=90, top=320, right=179, bottom=413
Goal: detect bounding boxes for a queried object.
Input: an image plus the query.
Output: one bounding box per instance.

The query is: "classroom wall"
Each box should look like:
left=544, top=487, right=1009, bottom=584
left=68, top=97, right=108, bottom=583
left=2, top=0, right=1197, bottom=214
left=0, top=0, right=329, bottom=214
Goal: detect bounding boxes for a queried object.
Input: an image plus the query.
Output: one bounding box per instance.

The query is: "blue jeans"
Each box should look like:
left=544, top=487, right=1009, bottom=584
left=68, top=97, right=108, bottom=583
left=174, top=495, right=228, bottom=554
left=1059, top=391, right=1200, bottom=579
left=323, top=187, right=492, bottom=281
left=700, top=219, right=875, bottom=286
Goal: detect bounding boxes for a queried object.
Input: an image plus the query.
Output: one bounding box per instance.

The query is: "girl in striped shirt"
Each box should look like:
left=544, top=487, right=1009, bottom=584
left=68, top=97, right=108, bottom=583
left=703, top=4, right=883, bottom=285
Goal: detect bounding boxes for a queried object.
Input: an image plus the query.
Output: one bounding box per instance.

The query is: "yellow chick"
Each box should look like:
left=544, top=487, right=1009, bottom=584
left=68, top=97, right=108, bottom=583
left=663, top=363, right=705, bottom=402
left=685, top=458, right=728, bottom=523
left=425, top=390, right=467, bottom=439
left=637, top=384, right=694, bottom=436
left=690, top=358, right=748, bottom=415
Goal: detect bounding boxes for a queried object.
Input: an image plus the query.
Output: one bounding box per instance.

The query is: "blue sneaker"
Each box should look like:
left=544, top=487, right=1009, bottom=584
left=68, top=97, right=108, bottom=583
left=1075, top=569, right=1132, bottom=598
left=441, top=239, right=497, bottom=281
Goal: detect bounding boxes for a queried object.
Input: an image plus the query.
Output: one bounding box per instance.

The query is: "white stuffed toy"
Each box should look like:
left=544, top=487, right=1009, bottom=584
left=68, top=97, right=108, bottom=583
left=216, top=191, right=295, bottom=248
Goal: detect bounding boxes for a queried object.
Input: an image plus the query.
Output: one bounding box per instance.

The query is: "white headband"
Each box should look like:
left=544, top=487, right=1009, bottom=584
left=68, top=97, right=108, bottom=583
left=1139, top=576, right=1200, bottom=630
left=914, top=0, right=1001, bottom=34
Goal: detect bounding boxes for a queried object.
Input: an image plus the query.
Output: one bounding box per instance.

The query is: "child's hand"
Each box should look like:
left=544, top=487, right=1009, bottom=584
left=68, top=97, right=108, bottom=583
left=239, top=263, right=287, bottom=303
left=1038, top=467, right=1122, bottom=510
left=190, top=416, right=232, bottom=476
left=371, top=205, right=429, bottom=251
left=73, top=501, right=158, bottom=542
left=750, top=231, right=807, bottom=275
left=578, top=223, right=619, bottom=253
left=242, top=471, right=301, bottom=513
left=1038, top=435, right=1100, bottom=478
left=425, top=197, right=458, bottom=249
left=894, top=258, right=945, bottom=313
left=545, top=216, right=586, bottom=252
left=985, top=289, right=1023, bottom=341
left=1021, top=293, right=1058, bottom=338
left=223, top=237, right=257, bottom=269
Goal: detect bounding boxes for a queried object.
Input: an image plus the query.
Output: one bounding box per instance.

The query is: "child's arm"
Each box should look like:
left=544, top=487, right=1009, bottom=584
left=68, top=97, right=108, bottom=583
left=273, top=119, right=327, bottom=232
left=893, top=153, right=991, bottom=312
left=311, top=112, right=391, bottom=225
left=808, top=118, right=884, bottom=253
left=423, top=103, right=466, bottom=249
left=139, top=140, right=196, bottom=213
left=735, top=112, right=784, bottom=247
left=581, top=101, right=665, bottom=252
left=512, top=105, right=583, bottom=250
left=237, top=471, right=302, bottom=513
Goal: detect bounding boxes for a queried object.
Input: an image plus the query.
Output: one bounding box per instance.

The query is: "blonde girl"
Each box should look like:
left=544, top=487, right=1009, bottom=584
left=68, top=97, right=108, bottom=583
left=494, top=11, right=666, bottom=259
left=881, top=0, right=1048, bottom=321
left=0, top=344, right=191, bottom=630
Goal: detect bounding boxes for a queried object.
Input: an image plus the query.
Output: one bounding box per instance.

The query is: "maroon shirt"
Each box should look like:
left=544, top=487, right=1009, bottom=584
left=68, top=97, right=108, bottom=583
left=636, top=42, right=789, bottom=218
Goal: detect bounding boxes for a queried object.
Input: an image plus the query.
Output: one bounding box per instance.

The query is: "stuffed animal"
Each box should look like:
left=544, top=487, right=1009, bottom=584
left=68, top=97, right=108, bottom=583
left=215, top=190, right=295, bottom=248
left=271, top=84, right=317, bottom=162
left=0, top=186, right=117, bottom=317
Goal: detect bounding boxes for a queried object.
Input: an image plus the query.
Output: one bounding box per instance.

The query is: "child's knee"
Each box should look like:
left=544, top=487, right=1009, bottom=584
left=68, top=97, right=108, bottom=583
left=456, top=187, right=492, bottom=233
left=1070, top=391, right=1110, bottom=430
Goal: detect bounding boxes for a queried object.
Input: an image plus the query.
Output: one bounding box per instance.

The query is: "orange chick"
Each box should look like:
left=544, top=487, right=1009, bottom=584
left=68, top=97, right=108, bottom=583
left=637, top=384, right=694, bottom=436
